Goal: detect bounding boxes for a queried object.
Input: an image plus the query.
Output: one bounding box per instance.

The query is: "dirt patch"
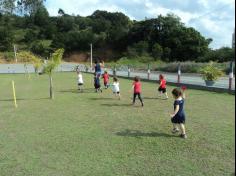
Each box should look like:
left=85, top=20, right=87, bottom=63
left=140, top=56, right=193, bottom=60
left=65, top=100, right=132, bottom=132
left=64, top=52, right=90, bottom=63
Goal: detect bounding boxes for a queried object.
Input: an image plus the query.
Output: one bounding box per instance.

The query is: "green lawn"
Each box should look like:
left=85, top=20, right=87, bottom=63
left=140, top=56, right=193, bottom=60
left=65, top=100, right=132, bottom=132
left=0, top=72, right=235, bottom=176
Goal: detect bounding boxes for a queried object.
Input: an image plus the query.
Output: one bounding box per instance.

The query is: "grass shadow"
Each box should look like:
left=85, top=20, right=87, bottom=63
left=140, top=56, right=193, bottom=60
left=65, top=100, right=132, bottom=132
left=143, top=97, right=158, bottom=100
left=59, top=88, right=95, bottom=94
left=101, top=103, right=132, bottom=107
left=116, top=129, right=178, bottom=138
left=89, top=97, right=115, bottom=101
left=0, top=97, right=49, bottom=102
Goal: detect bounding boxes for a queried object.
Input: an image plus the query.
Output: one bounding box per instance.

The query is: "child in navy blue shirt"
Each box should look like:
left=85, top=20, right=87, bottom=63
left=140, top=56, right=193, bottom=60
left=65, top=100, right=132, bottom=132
left=94, top=73, right=102, bottom=93
left=170, top=88, right=187, bottom=139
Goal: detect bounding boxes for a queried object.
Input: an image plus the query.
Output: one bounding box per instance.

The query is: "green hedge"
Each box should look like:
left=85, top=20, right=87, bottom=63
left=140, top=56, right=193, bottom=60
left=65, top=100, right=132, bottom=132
left=106, top=57, right=234, bottom=74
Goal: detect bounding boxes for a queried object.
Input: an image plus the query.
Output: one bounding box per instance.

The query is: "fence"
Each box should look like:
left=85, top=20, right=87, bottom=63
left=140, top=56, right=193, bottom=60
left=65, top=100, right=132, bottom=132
left=0, top=62, right=235, bottom=94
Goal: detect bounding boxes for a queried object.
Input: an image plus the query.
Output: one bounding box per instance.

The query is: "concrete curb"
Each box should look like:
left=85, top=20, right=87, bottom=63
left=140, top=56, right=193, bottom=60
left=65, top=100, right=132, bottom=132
left=84, top=71, right=235, bottom=95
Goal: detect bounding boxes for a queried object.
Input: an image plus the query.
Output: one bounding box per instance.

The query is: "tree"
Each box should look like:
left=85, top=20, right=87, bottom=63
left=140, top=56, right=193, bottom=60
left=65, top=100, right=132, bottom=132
left=163, top=47, right=171, bottom=61
left=133, top=41, right=149, bottom=56
left=0, top=0, right=15, bottom=14
left=30, top=40, right=51, bottom=57
left=33, top=5, right=49, bottom=26
left=43, top=48, right=64, bottom=99
left=17, top=0, right=45, bottom=15
left=24, top=28, right=39, bottom=43
left=0, top=25, right=14, bottom=51
left=152, top=43, right=163, bottom=60
left=58, top=8, right=65, bottom=16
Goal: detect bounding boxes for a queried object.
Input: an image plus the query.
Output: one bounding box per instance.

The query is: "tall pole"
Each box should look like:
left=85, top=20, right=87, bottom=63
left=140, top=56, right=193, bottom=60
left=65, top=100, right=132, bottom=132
left=147, top=63, right=150, bottom=80
left=229, top=61, right=234, bottom=91
left=177, top=63, right=181, bottom=84
left=14, top=45, right=17, bottom=63
left=90, top=43, right=93, bottom=70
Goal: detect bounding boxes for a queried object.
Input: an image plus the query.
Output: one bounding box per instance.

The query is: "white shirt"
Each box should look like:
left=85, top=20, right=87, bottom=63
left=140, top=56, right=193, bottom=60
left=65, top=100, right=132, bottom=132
left=78, top=74, right=83, bottom=84
left=112, top=82, right=120, bottom=92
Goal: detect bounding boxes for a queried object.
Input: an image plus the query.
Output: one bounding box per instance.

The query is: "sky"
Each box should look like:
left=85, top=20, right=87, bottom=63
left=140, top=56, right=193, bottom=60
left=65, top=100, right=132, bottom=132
left=45, top=0, right=235, bottom=49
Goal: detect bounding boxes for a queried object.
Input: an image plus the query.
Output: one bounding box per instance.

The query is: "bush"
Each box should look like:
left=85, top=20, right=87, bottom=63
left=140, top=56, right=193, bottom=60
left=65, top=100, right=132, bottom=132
left=3, top=52, right=15, bottom=62
left=200, top=62, right=224, bottom=81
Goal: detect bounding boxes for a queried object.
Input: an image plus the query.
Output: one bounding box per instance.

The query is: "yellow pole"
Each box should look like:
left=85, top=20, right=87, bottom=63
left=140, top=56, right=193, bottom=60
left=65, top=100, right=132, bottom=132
left=12, top=80, right=18, bottom=108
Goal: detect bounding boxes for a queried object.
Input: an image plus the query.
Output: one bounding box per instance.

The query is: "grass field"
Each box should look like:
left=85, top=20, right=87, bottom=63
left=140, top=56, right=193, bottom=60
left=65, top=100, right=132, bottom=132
left=0, top=72, right=235, bottom=176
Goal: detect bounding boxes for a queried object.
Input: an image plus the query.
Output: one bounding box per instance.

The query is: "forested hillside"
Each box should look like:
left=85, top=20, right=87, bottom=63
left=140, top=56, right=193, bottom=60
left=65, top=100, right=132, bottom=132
left=0, top=0, right=234, bottom=63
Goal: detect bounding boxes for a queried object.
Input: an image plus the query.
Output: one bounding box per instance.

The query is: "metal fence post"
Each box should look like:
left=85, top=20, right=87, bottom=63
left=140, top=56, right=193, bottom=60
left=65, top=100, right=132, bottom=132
left=229, top=61, right=234, bottom=91
left=177, top=63, right=181, bottom=84
left=147, top=64, right=151, bottom=80
left=128, top=65, right=130, bottom=78
left=113, top=66, right=117, bottom=77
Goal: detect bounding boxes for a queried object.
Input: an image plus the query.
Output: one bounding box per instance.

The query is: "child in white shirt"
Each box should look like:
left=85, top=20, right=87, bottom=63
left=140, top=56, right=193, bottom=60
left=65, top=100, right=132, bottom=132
left=77, top=71, right=84, bottom=91
left=112, top=77, right=121, bottom=100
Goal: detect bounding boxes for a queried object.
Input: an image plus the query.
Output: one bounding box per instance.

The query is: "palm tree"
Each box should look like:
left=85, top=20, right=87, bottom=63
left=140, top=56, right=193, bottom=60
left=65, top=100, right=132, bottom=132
left=43, top=49, right=64, bottom=99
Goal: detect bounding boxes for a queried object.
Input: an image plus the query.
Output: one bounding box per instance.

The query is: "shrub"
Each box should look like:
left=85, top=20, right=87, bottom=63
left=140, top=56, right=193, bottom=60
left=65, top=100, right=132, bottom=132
left=3, top=52, right=15, bottom=62
left=200, top=62, right=224, bottom=81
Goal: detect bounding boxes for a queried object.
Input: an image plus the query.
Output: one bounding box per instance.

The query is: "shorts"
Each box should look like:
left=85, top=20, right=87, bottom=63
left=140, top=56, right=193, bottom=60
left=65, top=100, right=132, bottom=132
left=94, top=84, right=101, bottom=89
left=78, top=83, right=83, bottom=86
left=96, top=72, right=101, bottom=77
left=113, top=91, right=120, bottom=94
left=171, top=115, right=186, bottom=124
left=158, top=87, right=166, bottom=93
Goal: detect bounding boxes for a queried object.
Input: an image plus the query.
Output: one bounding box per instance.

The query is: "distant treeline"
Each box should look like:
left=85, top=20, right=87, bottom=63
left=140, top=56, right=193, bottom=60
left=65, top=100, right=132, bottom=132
left=0, top=0, right=234, bottom=62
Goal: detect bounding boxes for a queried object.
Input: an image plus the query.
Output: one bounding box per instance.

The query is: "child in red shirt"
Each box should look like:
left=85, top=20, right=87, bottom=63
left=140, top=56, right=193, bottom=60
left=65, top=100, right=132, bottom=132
left=102, top=71, right=109, bottom=89
left=158, top=74, right=168, bottom=99
left=132, top=76, right=144, bottom=107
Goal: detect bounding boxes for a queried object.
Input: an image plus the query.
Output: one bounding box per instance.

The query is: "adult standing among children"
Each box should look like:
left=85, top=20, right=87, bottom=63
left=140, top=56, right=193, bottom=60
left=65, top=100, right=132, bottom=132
left=94, top=59, right=105, bottom=78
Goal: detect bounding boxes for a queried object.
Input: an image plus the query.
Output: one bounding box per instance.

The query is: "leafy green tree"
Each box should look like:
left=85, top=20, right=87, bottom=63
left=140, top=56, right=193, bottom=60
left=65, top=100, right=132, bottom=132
left=24, top=28, right=39, bottom=43
left=43, top=48, right=64, bottom=99
left=0, top=25, right=14, bottom=51
left=162, top=47, right=171, bottom=61
left=0, top=0, right=15, bottom=14
left=56, top=15, right=74, bottom=32
left=33, top=5, right=49, bottom=26
left=206, top=47, right=234, bottom=62
left=30, top=40, right=51, bottom=57
left=133, top=41, right=149, bottom=56
left=152, top=43, right=163, bottom=60
left=17, top=0, right=45, bottom=15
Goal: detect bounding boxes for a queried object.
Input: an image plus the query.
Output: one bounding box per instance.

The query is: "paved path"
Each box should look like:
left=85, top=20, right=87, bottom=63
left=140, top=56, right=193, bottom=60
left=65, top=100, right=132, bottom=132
left=0, top=63, right=234, bottom=90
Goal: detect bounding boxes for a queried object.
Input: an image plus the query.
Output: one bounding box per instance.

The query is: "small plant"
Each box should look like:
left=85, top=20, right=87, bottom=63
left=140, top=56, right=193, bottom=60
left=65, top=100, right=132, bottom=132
left=17, top=51, right=43, bottom=78
left=200, top=62, right=224, bottom=81
left=43, top=48, right=64, bottom=99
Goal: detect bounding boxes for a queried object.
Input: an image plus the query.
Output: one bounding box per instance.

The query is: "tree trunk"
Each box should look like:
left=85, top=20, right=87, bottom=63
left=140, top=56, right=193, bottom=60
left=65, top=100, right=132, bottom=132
left=49, top=75, right=54, bottom=99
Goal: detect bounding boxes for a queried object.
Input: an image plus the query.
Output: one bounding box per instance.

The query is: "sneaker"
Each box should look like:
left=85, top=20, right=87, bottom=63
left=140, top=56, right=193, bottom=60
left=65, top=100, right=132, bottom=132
left=180, top=134, right=187, bottom=139
left=172, top=128, right=180, bottom=134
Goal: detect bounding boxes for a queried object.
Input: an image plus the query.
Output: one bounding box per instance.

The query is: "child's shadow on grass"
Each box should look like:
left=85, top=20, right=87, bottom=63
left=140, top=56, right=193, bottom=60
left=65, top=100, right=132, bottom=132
left=116, top=129, right=177, bottom=138
left=143, top=97, right=168, bottom=100
left=143, top=97, right=158, bottom=100
left=89, top=97, right=115, bottom=101
left=101, top=103, right=132, bottom=107
left=59, top=88, right=95, bottom=94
